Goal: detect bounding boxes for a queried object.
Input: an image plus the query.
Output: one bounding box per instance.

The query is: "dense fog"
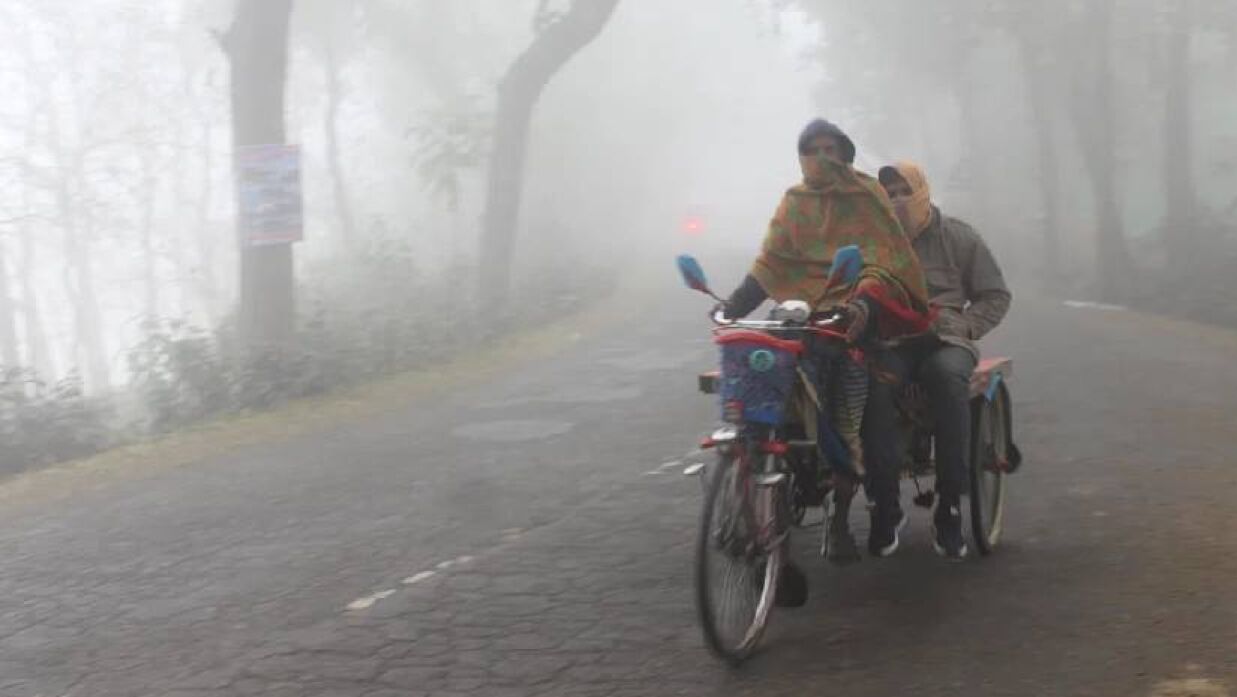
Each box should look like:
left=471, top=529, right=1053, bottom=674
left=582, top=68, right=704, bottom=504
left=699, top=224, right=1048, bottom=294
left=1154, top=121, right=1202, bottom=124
left=0, top=0, right=1233, bottom=469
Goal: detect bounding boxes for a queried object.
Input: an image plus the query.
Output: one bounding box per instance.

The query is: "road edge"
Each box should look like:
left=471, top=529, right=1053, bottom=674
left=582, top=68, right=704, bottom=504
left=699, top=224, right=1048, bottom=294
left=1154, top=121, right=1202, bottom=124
left=0, top=272, right=659, bottom=511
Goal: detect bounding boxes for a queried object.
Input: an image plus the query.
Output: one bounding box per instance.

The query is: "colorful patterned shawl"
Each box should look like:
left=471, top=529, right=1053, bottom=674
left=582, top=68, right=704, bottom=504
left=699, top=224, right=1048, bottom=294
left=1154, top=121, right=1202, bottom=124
left=750, top=153, right=932, bottom=337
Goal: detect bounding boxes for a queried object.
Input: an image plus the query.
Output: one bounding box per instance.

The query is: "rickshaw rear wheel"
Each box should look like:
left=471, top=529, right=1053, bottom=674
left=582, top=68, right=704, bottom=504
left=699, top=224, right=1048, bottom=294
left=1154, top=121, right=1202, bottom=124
left=969, top=386, right=1009, bottom=556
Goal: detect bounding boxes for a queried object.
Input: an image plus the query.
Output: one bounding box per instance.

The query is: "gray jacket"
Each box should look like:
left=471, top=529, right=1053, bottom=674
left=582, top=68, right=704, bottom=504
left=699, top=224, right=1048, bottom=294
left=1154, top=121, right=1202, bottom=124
left=912, top=208, right=1011, bottom=360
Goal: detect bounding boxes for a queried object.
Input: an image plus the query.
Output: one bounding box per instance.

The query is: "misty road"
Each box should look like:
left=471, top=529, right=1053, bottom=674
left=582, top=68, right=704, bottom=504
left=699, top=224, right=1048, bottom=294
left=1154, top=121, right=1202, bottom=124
left=3, top=279, right=1237, bottom=697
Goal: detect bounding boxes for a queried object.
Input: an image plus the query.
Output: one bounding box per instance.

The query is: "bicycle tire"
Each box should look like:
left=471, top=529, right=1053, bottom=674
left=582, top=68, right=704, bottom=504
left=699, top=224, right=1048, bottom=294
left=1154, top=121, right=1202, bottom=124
left=695, top=451, right=783, bottom=664
left=969, top=388, right=1008, bottom=555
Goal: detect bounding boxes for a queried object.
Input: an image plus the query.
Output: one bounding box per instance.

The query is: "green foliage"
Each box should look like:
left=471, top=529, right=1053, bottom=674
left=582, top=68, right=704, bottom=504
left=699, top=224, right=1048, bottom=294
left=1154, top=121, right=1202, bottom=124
left=110, top=237, right=615, bottom=450
left=127, top=319, right=233, bottom=431
left=408, top=95, right=493, bottom=211
left=0, top=368, right=110, bottom=474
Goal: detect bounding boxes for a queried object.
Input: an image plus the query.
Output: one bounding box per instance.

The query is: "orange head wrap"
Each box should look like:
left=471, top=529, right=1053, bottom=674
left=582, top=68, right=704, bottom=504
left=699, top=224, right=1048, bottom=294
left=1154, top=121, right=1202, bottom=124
left=879, top=161, right=933, bottom=238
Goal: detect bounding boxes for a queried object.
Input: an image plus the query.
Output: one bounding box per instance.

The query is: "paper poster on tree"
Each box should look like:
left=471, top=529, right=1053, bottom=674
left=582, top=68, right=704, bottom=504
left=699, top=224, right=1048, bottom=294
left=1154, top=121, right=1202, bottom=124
left=236, top=144, right=303, bottom=247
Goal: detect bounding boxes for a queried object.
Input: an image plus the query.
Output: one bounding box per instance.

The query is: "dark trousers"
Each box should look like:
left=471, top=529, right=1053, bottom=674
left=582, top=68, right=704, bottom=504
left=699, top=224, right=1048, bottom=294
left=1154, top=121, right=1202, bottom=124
left=863, top=340, right=977, bottom=508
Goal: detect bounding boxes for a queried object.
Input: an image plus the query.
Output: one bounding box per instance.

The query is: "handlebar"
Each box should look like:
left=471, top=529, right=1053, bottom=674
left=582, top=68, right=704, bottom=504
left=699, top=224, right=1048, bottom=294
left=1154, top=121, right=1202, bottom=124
left=711, top=310, right=846, bottom=333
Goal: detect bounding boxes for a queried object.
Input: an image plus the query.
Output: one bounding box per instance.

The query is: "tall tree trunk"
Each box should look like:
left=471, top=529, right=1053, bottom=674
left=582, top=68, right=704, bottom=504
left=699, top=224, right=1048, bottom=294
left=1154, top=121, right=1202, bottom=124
left=14, top=108, right=54, bottom=378
left=43, top=71, right=110, bottom=391
left=1163, top=0, right=1197, bottom=265
left=182, top=52, right=221, bottom=324
left=18, top=221, right=53, bottom=379
left=0, top=242, right=21, bottom=367
left=140, top=153, right=160, bottom=319
left=195, top=75, right=220, bottom=323
left=170, top=115, right=191, bottom=319
left=322, top=43, right=356, bottom=247
left=1018, top=37, right=1063, bottom=283
left=478, top=0, right=622, bottom=309
left=219, top=0, right=295, bottom=346
left=1068, top=0, right=1132, bottom=300
left=58, top=205, right=109, bottom=391
left=10, top=7, right=55, bottom=379
left=197, top=121, right=220, bottom=322
left=53, top=16, right=110, bottom=391
left=61, top=192, right=109, bottom=392
left=73, top=246, right=109, bottom=391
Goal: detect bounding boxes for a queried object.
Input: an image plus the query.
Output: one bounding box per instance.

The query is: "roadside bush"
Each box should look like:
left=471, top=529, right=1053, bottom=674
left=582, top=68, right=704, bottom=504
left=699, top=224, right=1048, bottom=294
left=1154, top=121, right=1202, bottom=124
left=3, top=240, right=618, bottom=473
left=0, top=369, right=111, bottom=473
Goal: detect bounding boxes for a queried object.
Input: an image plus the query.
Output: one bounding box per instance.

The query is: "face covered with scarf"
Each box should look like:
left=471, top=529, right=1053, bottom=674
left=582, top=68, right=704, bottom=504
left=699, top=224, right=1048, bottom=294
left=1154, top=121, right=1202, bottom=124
left=878, top=161, right=933, bottom=239
left=749, top=120, right=931, bottom=337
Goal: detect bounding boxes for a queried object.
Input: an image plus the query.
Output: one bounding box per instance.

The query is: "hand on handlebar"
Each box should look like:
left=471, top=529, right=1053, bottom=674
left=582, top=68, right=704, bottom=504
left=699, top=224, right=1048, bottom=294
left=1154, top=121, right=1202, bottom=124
left=841, top=300, right=870, bottom=343
left=707, top=303, right=849, bottom=333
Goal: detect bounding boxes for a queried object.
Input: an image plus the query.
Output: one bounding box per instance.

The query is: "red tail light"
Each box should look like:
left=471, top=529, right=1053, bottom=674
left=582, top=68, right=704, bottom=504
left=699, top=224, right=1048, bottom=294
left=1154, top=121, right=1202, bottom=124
left=681, top=216, right=705, bottom=236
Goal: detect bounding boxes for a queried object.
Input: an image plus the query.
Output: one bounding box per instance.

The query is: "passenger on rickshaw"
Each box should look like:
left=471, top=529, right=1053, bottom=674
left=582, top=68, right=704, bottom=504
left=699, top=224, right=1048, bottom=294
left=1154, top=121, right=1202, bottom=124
left=872, top=161, right=1013, bottom=560
left=715, top=119, right=934, bottom=569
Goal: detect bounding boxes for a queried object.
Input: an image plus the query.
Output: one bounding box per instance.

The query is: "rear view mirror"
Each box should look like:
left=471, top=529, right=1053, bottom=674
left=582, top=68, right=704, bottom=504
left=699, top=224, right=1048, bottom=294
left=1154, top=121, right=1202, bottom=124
left=677, top=254, right=712, bottom=296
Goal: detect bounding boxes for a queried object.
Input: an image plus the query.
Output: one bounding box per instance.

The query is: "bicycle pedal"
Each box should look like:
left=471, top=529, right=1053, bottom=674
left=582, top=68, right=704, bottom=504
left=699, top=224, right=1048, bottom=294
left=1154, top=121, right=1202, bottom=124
left=913, top=491, right=936, bottom=509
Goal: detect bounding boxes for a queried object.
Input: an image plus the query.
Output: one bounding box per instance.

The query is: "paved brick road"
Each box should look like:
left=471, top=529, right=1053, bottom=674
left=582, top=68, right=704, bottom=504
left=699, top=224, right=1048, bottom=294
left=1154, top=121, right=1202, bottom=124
left=3, top=283, right=1237, bottom=696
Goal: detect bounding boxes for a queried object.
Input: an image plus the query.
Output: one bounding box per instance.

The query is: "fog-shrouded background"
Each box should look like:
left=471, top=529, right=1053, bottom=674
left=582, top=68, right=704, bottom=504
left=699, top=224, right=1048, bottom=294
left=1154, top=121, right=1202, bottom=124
left=0, top=0, right=1234, bottom=468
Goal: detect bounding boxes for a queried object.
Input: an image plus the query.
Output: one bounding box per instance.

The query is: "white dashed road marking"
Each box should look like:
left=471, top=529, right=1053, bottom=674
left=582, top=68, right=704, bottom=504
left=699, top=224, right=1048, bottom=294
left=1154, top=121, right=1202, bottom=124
left=642, top=443, right=712, bottom=476
left=1064, top=299, right=1127, bottom=312
left=349, top=444, right=705, bottom=611
left=345, top=589, right=396, bottom=611
left=401, top=571, right=436, bottom=586
left=642, top=460, right=684, bottom=476
left=1150, top=678, right=1230, bottom=697
left=346, top=553, right=478, bottom=612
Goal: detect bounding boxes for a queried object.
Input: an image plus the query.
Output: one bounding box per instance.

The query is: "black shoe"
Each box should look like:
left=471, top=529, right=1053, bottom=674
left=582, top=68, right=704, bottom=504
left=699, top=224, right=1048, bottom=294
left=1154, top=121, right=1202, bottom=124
left=868, top=504, right=907, bottom=558
left=774, top=560, right=808, bottom=607
left=932, top=503, right=969, bottom=561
